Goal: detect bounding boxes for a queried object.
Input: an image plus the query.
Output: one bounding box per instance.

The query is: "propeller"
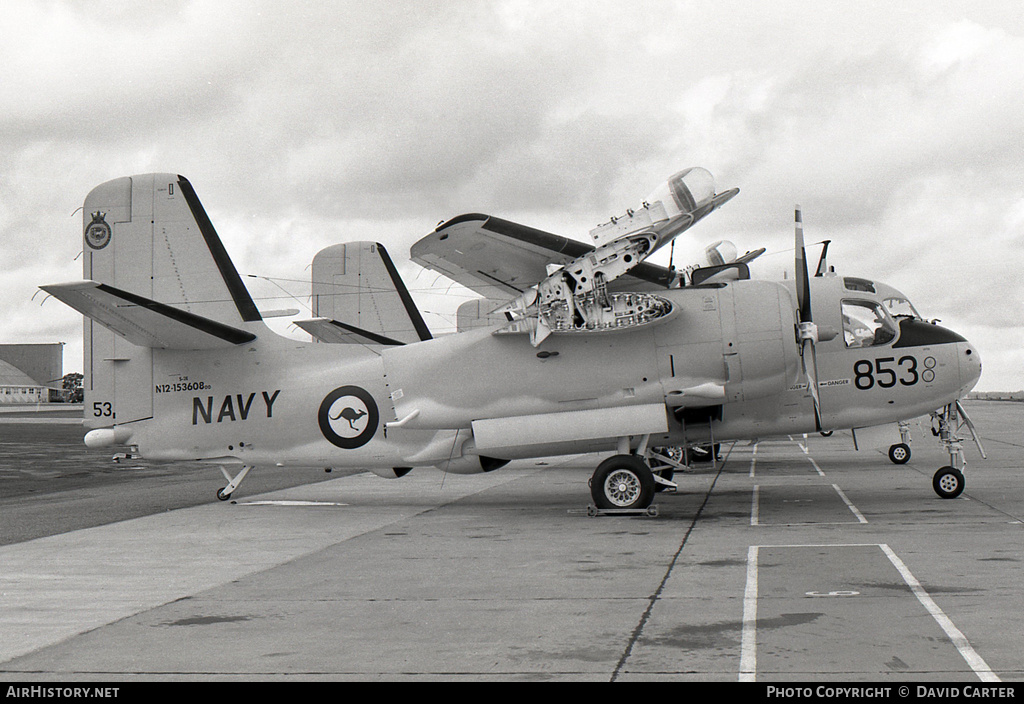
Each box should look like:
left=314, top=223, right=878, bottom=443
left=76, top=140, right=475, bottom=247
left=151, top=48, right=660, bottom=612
left=794, top=206, right=823, bottom=431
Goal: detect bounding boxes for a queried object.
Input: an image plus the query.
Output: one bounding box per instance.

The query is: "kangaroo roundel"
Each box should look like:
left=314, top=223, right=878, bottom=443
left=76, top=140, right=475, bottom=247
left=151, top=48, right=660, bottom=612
left=318, top=386, right=379, bottom=449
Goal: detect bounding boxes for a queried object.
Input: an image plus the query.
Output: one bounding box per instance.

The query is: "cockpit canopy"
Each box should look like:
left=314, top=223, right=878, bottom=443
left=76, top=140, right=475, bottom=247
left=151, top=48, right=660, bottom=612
left=839, top=278, right=922, bottom=349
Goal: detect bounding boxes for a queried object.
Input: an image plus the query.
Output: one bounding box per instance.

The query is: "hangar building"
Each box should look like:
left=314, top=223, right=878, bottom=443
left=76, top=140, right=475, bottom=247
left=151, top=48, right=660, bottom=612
left=0, top=343, right=64, bottom=404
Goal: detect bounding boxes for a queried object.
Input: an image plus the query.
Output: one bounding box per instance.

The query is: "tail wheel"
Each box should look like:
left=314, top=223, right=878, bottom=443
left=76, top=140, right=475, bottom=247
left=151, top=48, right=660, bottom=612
left=591, top=455, right=655, bottom=510
left=933, top=466, right=965, bottom=499
left=888, top=443, right=911, bottom=464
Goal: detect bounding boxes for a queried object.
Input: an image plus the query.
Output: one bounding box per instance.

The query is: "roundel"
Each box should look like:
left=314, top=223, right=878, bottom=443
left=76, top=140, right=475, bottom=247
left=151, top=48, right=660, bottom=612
left=318, top=386, right=379, bottom=449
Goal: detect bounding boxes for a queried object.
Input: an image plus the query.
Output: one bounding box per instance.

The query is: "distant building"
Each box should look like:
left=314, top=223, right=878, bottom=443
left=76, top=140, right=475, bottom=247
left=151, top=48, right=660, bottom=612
left=0, top=343, right=64, bottom=404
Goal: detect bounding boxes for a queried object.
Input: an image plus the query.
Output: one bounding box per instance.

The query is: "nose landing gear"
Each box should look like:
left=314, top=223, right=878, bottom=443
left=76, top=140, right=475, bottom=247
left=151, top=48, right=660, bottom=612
left=929, top=401, right=985, bottom=499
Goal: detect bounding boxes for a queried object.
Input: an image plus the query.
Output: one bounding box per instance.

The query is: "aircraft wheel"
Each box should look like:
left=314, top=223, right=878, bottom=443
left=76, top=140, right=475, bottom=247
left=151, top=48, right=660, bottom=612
left=591, top=455, right=655, bottom=510
left=689, top=444, right=716, bottom=463
left=820, top=430, right=833, bottom=437
left=932, top=466, right=965, bottom=499
left=217, top=488, right=232, bottom=501
left=888, top=443, right=911, bottom=464
left=660, top=446, right=684, bottom=464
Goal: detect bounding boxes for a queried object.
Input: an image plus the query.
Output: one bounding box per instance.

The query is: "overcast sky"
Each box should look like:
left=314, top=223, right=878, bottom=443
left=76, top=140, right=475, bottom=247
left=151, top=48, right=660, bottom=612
left=3, top=0, right=1022, bottom=391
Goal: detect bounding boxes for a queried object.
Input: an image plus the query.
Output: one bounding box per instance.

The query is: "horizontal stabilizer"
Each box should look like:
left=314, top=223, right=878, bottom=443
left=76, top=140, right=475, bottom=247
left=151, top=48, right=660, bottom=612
left=41, top=281, right=256, bottom=349
left=294, top=318, right=405, bottom=346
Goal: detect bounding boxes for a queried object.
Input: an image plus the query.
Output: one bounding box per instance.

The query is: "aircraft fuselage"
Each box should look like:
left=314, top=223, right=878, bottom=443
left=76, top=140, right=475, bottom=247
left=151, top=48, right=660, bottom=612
left=125, top=275, right=980, bottom=475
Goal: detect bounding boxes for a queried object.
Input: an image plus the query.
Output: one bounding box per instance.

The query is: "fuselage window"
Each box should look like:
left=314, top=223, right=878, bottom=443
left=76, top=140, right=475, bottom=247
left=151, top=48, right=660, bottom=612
left=843, top=277, right=876, bottom=293
left=842, top=300, right=897, bottom=348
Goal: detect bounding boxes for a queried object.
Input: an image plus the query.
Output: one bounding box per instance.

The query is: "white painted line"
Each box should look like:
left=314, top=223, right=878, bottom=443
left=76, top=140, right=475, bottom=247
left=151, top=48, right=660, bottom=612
left=880, top=544, right=1000, bottom=683
left=750, top=485, right=863, bottom=527
left=807, top=456, right=826, bottom=477
left=739, top=543, right=1001, bottom=682
left=831, top=484, right=867, bottom=524
left=739, top=545, right=759, bottom=682
left=749, top=442, right=759, bottom=478
left=237, top=500, right=348, bottom=507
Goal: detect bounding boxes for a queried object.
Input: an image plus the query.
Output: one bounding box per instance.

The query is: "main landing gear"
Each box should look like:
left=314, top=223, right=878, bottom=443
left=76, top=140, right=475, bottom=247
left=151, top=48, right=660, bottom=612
left=929, top=401, right=986, bottom=499
left=591, top=455, right=655, bottom=510
left=588, top=437, right=690, bottom=511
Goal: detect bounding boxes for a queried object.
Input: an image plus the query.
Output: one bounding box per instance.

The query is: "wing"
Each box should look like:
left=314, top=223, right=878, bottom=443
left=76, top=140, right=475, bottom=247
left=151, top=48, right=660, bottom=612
left=410, top=214, right=676, bottom=301
left=412, top=169, right=739, bottom=346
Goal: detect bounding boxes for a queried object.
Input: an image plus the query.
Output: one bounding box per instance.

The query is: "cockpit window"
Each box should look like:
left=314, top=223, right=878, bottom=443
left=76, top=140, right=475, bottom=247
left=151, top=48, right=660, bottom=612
left=842, top=300, right=897, bottom=348
left=882, top=296, right=921, bottom=320
left=843, top=277, right=876, bottom=293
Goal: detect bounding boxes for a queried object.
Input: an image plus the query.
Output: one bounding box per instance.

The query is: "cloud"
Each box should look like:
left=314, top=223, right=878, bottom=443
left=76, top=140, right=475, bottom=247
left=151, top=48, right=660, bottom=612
left=2, top=1, right=1022, bottom=391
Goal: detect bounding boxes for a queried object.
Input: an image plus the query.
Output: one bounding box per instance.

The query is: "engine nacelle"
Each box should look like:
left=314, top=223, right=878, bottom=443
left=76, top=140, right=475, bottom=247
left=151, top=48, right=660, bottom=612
left=435, top=454, right=510, bottom=475
left=367, top=466, right=413, bottom=479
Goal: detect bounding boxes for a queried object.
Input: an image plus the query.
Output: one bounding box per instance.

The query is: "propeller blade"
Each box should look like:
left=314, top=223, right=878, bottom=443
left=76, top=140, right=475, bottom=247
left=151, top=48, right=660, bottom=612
left=795, top=205, right=812, bottom=323
left=802, top=339, right=823, bottom=432
left=795, top=205, right=821, bottom=431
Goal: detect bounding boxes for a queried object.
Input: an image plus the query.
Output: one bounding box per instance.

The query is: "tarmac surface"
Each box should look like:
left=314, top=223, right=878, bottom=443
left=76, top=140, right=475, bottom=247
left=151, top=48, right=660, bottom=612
left=0, top=401, right=1022, bottom=682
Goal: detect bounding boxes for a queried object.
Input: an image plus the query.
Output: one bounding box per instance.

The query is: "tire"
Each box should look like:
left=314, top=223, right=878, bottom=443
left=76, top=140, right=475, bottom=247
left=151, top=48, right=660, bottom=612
left=888, top=443, right=911, bottom=464
left=591, top=455, right=656, bottom=510
left=933, top=466, right=965, bottom=499
left=689, top=444, right=715, bottom=463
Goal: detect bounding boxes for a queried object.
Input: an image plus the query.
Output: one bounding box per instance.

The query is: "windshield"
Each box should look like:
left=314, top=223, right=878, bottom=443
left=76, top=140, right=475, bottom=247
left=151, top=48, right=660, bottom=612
left=882, top=295, right=922, bottom=320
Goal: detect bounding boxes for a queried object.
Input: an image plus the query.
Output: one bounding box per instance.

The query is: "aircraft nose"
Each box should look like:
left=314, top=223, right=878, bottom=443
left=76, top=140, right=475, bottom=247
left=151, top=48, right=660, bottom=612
left=959, top=341, right=982, bottom=394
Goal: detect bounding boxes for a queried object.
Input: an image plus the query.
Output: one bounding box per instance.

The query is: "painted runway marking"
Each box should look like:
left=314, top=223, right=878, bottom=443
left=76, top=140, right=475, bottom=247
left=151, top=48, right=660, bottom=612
left=749, top=485, right=868, bottom=526
left=739, top=543, right=1000, bottom=683
left=237, top=500, right=348, bottom=507
left=879, top=544, right=1000, bottom=683
left=794, top=435, right=826, bottom=476
left=749, top=437, right=824, bottom=477
left=832, top=484, right=868, bottom=523
left=739, top=544, right=760, bottom=681
left=807, top=455, right=826, bottom=476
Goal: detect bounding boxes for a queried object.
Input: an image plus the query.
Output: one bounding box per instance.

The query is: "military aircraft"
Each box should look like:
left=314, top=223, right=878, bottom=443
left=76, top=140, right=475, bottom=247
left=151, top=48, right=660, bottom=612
left=42, top=169, right=983, bottom=512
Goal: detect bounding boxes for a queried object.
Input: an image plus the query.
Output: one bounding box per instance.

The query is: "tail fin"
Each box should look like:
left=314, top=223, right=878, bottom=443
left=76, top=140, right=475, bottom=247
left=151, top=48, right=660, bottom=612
left=83, top=174, right=261, bottom=324
left=73, top=174, right=262, bottom=428
left=301, top=242, right=431, bottom=345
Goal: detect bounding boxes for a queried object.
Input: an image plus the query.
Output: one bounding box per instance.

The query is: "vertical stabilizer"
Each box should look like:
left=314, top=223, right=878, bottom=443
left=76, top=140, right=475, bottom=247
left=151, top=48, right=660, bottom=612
left=310, top=242, right=431, bottom=344
left=81, top=174, right=261, bottom=428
